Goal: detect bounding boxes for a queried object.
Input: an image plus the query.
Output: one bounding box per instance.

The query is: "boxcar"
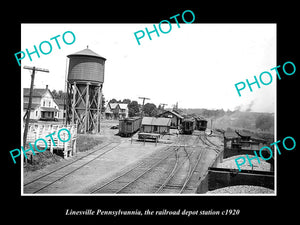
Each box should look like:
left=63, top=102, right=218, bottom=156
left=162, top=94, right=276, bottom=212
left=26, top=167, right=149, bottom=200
left=195, top=117, right=208, bottom=131
left=119, top=117, right=142, bottom=137
left=181, top=118, right=195, bottom=134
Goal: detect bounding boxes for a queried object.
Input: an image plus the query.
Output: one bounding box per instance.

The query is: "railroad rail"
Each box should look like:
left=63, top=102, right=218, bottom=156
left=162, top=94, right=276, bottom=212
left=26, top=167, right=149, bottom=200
left=197, top=131, right=221, bottom=154
left=90, top=145, right=180, bottom=194
left=24, top=142, right=121, bottom=193
left=156, top=146, right=206, bottom=194
left=91, top=135, right=208, bottom=194
left=155, top=136, right=190, bottom=193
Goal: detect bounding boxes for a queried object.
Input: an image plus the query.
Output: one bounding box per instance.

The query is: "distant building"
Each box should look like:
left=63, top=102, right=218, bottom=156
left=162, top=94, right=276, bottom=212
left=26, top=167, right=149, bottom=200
left=23, top=85, right=65, bottom=121
left=105, top=102, right=128, bottom=119
left=140, top=117, right=171, bottom=134
left=53, top=98, right=66, bottom=120
left=157, top=110, right=183, bottom=128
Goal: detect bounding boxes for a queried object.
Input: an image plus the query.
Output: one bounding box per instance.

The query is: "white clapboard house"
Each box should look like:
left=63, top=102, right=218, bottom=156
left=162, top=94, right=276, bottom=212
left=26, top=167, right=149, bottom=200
left=23, top=85, right=65, bottom=121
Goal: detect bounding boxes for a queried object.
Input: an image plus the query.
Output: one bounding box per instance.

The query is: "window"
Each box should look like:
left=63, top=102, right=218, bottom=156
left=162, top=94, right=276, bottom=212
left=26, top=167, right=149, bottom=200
left=43, top=101, right=45, bottom=106
left=49, top=101, right=51, bottom=107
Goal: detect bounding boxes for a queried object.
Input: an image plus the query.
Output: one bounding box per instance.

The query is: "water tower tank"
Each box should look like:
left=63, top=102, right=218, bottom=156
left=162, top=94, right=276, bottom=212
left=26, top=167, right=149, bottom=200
left=67, top=48, right=106, bottom=84
left=66, top=48, right=106, bottom=134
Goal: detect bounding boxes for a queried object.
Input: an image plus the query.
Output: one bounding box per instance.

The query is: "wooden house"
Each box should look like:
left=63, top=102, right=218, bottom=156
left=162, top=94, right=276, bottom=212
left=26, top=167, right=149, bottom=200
left=140, top=117, right=171, bottom=134
left=105, top=102, right=128, bottom=119
left=23, top=85, right=64, bottom=121
left=157, top=110, right=183, bottom=128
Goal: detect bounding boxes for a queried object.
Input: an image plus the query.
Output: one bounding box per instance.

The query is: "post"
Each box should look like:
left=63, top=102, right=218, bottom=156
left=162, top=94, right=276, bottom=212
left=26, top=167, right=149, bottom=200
left=23, top=68, right=35, bottom=148
left=23, top=66, right=49, bottom=149
left=85, top=83, right=90, bottom=134
left=71, top=82, right=76, bottom=124
left=96, top=84, right=102, bottom=133
left=138, top=96, right=150, bottom=118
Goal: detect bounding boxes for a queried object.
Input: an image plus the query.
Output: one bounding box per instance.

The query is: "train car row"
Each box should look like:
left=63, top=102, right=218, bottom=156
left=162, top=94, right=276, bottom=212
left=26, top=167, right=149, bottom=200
left=181, top=117, right=208, bottom=134
left=118, top=116, right=207, bottom=137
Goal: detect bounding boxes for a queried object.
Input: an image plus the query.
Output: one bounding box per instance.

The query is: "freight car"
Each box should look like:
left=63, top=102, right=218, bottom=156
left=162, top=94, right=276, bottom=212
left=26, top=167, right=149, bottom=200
left=181, top=118, right=195, bottom=134
left=195, top=117, right=208, bottom=131
left=119, top=117, right=142, bottom=137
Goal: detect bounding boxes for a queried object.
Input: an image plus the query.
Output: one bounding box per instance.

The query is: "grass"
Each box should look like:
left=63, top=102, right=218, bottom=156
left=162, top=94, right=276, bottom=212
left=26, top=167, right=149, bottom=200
left=75, top=134, right=104, bottom=152
left=23, top=134, right=104, bottom=172
left=23, top=150, right=63, bottom=172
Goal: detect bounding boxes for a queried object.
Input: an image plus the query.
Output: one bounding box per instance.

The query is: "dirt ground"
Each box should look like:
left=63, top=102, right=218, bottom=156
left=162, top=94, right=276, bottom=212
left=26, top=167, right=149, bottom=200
left=23, top=120, right=177, bottom=193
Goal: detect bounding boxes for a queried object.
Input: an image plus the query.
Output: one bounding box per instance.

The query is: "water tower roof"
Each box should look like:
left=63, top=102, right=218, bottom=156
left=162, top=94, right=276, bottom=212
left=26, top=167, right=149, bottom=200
left=67, top=48, right=106, bottom=60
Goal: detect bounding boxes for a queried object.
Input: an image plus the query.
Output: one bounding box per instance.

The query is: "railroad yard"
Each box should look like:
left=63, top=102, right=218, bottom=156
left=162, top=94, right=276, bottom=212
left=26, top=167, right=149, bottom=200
left=23, top=120, right=222, bottom=194
left=22, top=47, right=275, bottom=195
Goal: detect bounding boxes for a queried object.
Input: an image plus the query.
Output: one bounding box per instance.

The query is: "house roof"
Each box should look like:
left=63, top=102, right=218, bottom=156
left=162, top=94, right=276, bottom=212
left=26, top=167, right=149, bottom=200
left=107, top=103, right=128, bottom=110
left=23, top=103, right=39, bottom=110
left=142, top=117, right=171, bottom=126
left=23, top=87, right=57, bottom=102
left=109, top=103, right=119, bottom=109
left=54, top=98, right=65, bottom=107
left=195, top=116, right=207, bottom=121
left=23, top=88, right=47, bottom=97
left=158, top=110, right=184, bottom=119
left=118, top=103, right=128, bottom=110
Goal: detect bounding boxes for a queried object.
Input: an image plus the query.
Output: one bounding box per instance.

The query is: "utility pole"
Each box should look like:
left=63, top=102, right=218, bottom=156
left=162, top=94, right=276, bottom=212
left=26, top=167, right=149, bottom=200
left=160, top=103, right=167, bottom=110
left=23, top=66, right=49, bottom=148
left=138, top=97, right=150, bottom=117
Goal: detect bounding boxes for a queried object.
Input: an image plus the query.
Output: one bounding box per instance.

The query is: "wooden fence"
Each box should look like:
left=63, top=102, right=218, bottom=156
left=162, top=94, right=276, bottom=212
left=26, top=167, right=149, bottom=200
left=25, top=123, right=77, bottom=158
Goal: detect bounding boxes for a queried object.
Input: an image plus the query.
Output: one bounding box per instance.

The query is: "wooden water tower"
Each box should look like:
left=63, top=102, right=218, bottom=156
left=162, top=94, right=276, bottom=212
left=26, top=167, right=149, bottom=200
left=66, top=47, right=106, bottom=133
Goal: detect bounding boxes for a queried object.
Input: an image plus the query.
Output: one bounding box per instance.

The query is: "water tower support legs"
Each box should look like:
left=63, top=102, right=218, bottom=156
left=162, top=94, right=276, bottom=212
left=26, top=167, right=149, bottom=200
left=85, top=83, right=90, bottom=134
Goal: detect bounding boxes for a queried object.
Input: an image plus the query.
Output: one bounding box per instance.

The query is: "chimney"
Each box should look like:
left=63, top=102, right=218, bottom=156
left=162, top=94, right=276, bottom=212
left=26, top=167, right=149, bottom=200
left=46, top=85, right=48, bottom=90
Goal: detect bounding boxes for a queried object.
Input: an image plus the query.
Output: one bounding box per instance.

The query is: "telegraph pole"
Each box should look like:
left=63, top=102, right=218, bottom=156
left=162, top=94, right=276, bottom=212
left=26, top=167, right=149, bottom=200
left=160, top=103, right=167, bottom=110
left=23, top=66, right=49, bottom=148
left=138, top=97, right=150, bottom=117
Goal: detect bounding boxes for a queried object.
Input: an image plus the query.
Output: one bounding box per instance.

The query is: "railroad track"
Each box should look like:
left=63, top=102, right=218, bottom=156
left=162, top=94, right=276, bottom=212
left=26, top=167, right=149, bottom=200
left=198, top=131, right=221, bottom=154
left=24, top=142, right=121, bottom=193
left=156, top=141, right=207, bottom=194
left=90, top=145, right=180, bottom=194
left=155, top=135, right=191, bottom=194
left=90, top=135, right=206, bottom=194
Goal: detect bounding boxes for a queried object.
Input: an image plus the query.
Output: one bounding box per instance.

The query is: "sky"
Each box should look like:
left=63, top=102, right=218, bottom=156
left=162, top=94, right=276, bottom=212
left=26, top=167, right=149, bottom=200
left=21, top=23, right=276, bottom=112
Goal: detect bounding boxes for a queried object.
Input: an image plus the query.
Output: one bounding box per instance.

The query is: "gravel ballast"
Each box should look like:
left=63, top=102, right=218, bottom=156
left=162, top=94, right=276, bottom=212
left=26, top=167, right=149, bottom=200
left=206, top=185, right=274, bottom=194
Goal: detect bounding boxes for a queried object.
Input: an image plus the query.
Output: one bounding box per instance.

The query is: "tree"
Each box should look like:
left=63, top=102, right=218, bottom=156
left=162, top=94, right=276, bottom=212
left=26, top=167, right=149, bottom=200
left=128, top=101, right=140, bottom=117
left=143, top=103, right=158, bottom=117
left=109, top=98, right=118, bottom=103
left=51, top=89, right=67, bottom=100
left=122, top=99, right=131, bottom=104
left=52, top=89, right=58, bottom=98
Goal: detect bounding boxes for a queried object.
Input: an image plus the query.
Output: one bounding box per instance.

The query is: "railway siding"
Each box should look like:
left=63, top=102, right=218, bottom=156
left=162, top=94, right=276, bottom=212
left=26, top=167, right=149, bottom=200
left=24, top=140, right=168, bottom=194
left=23, top=129, right=223, bottom=194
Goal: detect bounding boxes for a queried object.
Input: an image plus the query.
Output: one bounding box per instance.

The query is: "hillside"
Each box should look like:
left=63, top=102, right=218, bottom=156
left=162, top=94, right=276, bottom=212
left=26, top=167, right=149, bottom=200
left=178, top=108, right=274, bottom=133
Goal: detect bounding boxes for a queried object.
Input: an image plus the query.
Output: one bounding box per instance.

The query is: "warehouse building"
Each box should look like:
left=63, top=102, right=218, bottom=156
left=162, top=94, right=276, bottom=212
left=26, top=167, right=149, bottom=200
left=140, top=117, right=171, bottom=134
left=157, top=110, right=183, bottom=128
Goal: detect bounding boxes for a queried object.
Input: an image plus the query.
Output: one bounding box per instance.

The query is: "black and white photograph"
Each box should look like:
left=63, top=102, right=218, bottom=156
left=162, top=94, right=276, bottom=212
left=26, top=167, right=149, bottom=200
left=4, top=4, right=298, bottom=223
left=21, top=23, right=276, bottom=195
